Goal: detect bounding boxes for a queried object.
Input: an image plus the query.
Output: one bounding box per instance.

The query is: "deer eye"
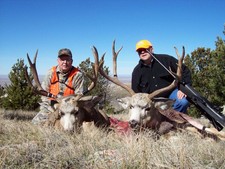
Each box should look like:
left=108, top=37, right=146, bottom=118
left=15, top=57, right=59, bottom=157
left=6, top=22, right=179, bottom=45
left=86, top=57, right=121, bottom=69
left=72, top=111, right=79, bottom=116
left=145, top=107, right=151, bottom=112
left=60, top=112, right=65, bottom=116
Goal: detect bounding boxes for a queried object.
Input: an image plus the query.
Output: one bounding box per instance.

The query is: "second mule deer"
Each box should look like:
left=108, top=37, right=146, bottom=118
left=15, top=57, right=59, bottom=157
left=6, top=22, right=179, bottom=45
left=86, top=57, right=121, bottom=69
left=98, top=40, right=225, bottom=140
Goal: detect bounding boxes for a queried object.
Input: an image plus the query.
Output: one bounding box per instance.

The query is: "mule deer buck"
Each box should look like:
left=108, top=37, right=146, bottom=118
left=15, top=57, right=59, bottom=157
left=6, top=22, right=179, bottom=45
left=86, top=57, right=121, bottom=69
left=98, top=40, right=225, bottom=140
left=25, top=48, right=110, bottom=132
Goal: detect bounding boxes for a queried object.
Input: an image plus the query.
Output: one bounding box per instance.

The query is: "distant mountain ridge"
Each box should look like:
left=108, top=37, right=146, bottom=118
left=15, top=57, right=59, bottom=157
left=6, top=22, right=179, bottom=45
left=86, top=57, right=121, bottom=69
left=0, top=75, right=45, bottom=86
left=0, top=74, right=131, bottom=86
left=0, top=75, right=11, bottom=86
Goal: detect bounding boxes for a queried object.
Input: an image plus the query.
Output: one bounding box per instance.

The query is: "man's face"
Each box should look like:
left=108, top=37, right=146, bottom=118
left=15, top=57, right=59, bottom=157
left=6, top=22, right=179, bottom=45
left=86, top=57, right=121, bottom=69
left=137, top=48, right=153, bottom=63
left=57, top=55, right=73, bottom=73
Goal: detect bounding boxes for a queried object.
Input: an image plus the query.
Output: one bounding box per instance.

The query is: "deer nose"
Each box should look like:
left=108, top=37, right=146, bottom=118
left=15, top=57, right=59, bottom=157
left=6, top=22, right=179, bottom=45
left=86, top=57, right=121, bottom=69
left=129, top=120, right=139, bottom=128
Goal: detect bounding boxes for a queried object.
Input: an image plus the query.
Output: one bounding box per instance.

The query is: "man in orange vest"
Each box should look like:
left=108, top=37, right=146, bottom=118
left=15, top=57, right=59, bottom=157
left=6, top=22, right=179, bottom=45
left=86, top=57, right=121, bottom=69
left=32, top=48, right=84, bottom=124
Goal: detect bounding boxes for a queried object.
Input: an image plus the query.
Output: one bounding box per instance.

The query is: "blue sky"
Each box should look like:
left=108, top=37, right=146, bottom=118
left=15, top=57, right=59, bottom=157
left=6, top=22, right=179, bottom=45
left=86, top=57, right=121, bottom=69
left=0, top=0, right=224, bottom=76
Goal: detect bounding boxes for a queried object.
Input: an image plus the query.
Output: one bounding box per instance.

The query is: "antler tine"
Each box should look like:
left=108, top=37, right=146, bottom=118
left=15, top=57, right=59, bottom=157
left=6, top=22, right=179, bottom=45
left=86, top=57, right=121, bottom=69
left=92, top=46, right=106, bottom=78
left=27, top=50, right=42, bottom=91
left=99, top=53, right=105, bottom=68
left=33, top=49, right=38, bottom=67
left=99, top=40, right=135, bottom=96
left=83, top=46, right=102, bottom=94
left=92, top=46, right=99, bottom=76
left=148, top=46, right=185, bottom=99
left=24, top=66, right=33, bottom=87
left=112, top=39, right=123, bottom=77
left=148, top=83, right=176, bottom=100
left=174, top=46, right=185, bottom=81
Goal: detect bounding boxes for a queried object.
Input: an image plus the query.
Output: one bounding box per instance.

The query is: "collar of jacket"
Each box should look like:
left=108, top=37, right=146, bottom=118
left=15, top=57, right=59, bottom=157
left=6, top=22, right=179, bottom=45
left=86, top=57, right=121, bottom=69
left=139, top=57, right=154, bottom=68
left=56, top=66, right=75, bottom=76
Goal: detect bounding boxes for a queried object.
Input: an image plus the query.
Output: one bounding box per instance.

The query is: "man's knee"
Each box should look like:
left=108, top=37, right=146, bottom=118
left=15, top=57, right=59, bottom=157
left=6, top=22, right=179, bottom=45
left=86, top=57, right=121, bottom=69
left=32, top=110, right=49, bottom=124
left=173, top=98, right=189, bottom=113
left=177, top=98, right=189, bottom=107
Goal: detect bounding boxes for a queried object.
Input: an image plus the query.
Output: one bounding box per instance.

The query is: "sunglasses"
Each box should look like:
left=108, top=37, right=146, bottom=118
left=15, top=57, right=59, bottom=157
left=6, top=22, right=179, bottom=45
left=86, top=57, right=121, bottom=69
left=137, top=49, right=149, bottom=55
left=59, top=57, right=72, bottom=62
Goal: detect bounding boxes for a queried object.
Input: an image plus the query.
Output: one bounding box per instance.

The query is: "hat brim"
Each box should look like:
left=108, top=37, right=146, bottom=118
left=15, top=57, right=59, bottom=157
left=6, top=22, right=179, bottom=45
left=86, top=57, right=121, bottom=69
left=58, top=54, right=72, bottom=57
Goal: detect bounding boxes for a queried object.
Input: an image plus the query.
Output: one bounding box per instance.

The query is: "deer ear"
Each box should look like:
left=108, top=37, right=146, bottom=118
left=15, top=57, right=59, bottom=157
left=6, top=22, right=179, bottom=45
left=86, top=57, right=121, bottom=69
left=153, top=98, right=175, bottom=110
left=78, top=95, right=103, bottom=108
left=53, top=103, right=60, bottom=110
left=78, top=95, right=95, bottom=101
left=90, top=95, right=104, bottom=107
left=117, top=97, right=131, bottom=109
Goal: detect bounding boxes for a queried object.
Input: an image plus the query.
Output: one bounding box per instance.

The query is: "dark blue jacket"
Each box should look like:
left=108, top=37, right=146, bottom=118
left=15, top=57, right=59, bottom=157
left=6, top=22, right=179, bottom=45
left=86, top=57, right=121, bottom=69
left=131, top=53, right=191, bottom=97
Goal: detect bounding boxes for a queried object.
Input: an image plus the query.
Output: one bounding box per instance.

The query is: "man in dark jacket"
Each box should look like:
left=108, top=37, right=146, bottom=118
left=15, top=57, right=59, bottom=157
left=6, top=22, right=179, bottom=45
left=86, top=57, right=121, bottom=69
left=132, top=40, right=191, bottom=113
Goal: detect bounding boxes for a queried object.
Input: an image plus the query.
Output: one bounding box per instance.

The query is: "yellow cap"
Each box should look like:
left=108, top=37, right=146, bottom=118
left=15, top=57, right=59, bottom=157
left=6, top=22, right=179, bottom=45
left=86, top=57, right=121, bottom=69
left=136, top=40, right=152, bottom=51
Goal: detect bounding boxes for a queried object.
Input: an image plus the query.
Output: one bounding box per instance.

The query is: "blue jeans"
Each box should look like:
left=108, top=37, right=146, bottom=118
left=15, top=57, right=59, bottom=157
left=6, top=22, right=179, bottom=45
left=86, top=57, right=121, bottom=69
left=169, top=89, right=189, bottom=113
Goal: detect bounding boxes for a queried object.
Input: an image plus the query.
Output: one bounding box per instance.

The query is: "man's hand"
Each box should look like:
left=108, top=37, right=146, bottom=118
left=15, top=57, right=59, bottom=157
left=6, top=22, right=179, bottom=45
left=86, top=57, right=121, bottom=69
left=177, top=90, right=187, bottom=99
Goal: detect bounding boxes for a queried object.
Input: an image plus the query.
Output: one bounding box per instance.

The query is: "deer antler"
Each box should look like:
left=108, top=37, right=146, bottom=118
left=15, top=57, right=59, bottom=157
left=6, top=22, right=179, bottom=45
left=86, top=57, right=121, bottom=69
left=99, top=40, right=136, bottom=96
left=25, top=48, right=104, bottom=99
left=82, top=46, right=104, bottom=95
left=98, top=41, right=185, bottom=99
left=174, top=46, right=185, bottom=81
left=148, top=46, right=185, bottom=99
left=24, top=50, right=57, bottom=98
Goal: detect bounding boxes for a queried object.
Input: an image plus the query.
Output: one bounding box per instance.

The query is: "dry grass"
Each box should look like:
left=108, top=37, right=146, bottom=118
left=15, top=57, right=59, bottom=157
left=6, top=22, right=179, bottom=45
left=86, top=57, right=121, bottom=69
left=1, top=84, right=225, bottom=168
left=1, top=108, right=225, bottom=169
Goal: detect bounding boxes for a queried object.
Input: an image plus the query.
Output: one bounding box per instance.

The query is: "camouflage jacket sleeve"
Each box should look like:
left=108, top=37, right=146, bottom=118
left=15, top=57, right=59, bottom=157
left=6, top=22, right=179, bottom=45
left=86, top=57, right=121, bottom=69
left=72, top=71, right=84, bottom=95
left=41, top=68, right=53, bottom=103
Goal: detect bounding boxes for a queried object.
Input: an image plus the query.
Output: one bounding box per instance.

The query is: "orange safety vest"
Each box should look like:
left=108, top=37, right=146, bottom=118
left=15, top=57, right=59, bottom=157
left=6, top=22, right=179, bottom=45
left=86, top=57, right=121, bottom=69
left=49, top=66, right=79, bottom=96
